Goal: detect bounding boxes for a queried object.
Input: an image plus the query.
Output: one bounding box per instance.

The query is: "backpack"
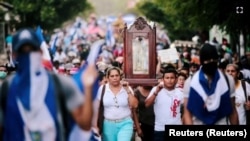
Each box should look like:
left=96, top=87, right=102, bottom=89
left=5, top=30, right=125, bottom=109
left=0, top=73, right=70, bottom=141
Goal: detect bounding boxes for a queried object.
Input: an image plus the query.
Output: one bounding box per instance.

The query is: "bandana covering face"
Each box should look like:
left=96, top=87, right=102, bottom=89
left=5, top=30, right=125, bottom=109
left=201, top=62, right=218, bottom=76
left=14, top=52, right=45, bottom=110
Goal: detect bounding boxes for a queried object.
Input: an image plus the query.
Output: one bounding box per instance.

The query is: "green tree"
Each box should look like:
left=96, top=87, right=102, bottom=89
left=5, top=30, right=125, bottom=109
left=6, top=0, right=92, bottom=30
left=137, top=0, right=197, bottom=41
left=137, top=0, right=250, bottom=52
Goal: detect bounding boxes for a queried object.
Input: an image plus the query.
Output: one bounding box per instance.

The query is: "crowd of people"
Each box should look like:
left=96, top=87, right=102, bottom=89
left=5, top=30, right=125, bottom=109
left=0, top=13, right=250, bottom=141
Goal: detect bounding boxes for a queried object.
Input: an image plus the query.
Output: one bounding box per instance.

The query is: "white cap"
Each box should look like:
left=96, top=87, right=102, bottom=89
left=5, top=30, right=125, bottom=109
left=72, top=58, right=81, bottom=64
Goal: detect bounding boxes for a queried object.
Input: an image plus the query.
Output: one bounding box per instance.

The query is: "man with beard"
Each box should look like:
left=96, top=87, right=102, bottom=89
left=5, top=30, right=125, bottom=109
left=182, top=43, right=238, bottom=125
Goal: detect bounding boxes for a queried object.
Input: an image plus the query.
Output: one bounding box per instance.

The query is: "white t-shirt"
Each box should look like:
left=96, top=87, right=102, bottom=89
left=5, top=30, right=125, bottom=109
left=147, top=86, right=184, bottom=131
left=97, top=84, right=133, bottom=120
left=235, top=81, right=250, bottom=125
left=183, top=72, right=235, bottom=125
left=53, top=52, right=67, bottom=63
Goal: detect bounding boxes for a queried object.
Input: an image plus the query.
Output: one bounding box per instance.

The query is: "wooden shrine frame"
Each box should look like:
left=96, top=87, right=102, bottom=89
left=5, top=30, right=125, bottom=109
left=123, top=17, right=158, bottom=86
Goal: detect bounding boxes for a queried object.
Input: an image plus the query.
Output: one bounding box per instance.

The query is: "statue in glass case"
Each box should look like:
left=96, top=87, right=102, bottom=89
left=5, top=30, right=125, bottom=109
left=132, top=37, right=149, bottom=74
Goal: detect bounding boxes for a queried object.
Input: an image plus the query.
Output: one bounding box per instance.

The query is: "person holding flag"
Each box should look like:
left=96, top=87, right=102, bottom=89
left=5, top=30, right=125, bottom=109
left=0, top=28, right=98, bottom=141
left=69, top=39, right=105, bottom=141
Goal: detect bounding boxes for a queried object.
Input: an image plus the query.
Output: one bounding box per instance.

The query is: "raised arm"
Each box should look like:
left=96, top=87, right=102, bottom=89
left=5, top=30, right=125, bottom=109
left=123, top=81, right=138, bottom=109
left=71, top=64, right=98, bottom=130
left=156, top=56, right=162, bottom=74
left=145, top=84, right=162, bottom=108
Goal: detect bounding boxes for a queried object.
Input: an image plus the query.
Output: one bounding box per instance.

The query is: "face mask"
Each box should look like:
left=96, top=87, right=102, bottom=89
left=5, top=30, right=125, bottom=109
left=201, top=62, right=218, bottom=76
left=16, top=52, right=43, bottom=75
left=14, top=52, right=45, bottom=111
left=0, top=71, right=7, bottom=79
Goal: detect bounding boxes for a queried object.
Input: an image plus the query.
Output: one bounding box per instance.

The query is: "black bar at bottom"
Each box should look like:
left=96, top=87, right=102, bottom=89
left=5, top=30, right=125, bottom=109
left=165, top=125, right=250, bottom=140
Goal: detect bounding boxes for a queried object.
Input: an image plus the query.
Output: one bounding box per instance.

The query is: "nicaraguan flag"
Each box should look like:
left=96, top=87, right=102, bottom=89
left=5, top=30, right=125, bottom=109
left=105, top=23, right=115, bottom=47
left=72, top=39, right=105, bottom=100
left=187, top=69, right=232, bottom=124
left=69, top=39, right=105, bottom=141
left=36, top=26, right=51, bottom=61
left=70, top=28, right=77, bottom=41
left=50, top=34, right=58, bottom=55
left=36, top=26, right=54, bottom=71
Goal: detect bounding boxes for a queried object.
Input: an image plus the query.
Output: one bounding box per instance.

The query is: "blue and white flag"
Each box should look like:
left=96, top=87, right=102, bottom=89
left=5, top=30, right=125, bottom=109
left=69, top=39, right=105, bottom=141
left=187, top=69, right=232, bottom=124
left=105, top=23, right=115, bottom=47
left=72, top=39, right=105, bottom=99
left=50, top=34, right=58, bottom=55
left=36, top=26, right=51, bottom=61
left=70, top=28, right=77, bottom=41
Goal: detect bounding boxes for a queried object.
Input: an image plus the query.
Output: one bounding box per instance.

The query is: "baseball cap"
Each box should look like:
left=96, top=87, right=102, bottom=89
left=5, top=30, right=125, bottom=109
left=12, top=28, right=40, bottom=52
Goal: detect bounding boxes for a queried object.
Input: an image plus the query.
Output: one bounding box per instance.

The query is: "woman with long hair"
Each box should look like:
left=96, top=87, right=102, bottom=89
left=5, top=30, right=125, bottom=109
left=95, top=67, right=138, bottom=141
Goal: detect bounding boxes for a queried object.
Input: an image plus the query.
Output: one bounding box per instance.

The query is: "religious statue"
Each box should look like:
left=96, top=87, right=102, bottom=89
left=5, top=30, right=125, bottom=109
left=132, top=37, right=149, bottom=74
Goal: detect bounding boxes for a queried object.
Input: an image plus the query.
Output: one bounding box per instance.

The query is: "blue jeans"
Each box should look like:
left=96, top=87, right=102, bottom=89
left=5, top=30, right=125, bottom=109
left=102, top=117, right=133, bottom=141
left=153, top=131, right=165, bottom=141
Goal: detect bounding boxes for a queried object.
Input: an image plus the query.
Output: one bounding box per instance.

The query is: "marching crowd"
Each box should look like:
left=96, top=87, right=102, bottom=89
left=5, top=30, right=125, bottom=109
left=0, top=13, right=250, bottom=141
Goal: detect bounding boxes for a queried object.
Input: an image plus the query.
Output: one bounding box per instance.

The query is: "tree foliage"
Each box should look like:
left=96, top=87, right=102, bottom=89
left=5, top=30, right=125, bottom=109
left=6, top=0, right=92, bottom=30
left=137, top=0, right=250, bottom=49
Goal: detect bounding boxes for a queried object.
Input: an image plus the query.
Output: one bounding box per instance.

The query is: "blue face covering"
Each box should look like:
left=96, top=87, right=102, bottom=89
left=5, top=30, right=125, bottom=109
left=0, top=71, right=7, bottom=79
left=12, top=52, right=44, bottom=110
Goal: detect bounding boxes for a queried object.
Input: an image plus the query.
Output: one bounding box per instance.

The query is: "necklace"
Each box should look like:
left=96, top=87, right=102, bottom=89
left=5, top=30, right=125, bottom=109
left=113, top=96, right=119, bottom=108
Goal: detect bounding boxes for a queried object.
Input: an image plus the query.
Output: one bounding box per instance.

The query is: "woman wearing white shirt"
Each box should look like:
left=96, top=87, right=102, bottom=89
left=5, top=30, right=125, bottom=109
left=226, top=64, right=250, bottom=125
left=95, top=67, right=138, bottom=141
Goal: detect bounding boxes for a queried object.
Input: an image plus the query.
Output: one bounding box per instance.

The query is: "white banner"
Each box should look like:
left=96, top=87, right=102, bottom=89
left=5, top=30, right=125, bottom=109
left=157, top=48, right=179, bottom=63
